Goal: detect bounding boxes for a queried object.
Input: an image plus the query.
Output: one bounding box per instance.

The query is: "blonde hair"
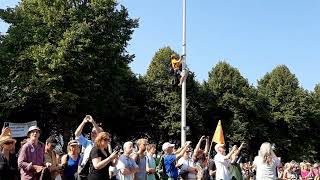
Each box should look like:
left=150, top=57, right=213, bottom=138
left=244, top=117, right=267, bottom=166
left=95, top=132, right=110, bottom=148
left=258, top=142, right=275, bottom=165
left=136, top=138, right=147, bottom=147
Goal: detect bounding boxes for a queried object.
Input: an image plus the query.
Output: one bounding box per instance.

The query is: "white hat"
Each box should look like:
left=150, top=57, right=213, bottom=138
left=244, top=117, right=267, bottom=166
left=68, top=140, right=79, bottom=146
left=28, top=125, right=40, bottom=133
left=162, top=142, right=175, bottom=151
left=214, top=143, right=225, bottom=152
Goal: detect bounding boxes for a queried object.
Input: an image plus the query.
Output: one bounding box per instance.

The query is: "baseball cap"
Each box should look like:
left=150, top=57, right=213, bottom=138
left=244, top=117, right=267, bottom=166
left=162, top=142, right=175, bottom=151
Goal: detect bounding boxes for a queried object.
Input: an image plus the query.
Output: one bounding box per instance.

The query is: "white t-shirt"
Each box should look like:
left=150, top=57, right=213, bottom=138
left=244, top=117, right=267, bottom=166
left=253, top=156, right=280, bottom=180
left=214, top=153, right=231, bottom=180
left=177, top=157, right=197, bottom=179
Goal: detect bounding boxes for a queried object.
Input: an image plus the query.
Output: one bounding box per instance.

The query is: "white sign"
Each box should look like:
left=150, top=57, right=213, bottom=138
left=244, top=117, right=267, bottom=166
left=3, top=121, right=37, bottom=137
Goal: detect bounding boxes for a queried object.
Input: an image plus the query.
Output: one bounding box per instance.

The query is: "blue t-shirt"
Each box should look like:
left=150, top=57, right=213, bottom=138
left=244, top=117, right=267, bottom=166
left=164, top=154, right=178, bottom=179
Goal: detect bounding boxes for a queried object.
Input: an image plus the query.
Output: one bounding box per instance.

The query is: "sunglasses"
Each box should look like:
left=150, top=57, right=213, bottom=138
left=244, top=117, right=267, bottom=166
left=4, top=141, right=14, bottom=145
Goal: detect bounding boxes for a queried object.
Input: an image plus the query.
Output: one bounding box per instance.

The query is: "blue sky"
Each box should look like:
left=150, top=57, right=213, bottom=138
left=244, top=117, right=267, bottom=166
left=1, top=0, right=320, bottom=91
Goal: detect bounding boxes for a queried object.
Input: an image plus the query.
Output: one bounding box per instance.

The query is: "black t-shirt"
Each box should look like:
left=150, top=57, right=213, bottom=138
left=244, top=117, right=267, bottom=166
left=0, top=152, right=18, bottom=180
left=208, top=159, right=216, bottom=178
left=88, top=147, right=111, bottom=180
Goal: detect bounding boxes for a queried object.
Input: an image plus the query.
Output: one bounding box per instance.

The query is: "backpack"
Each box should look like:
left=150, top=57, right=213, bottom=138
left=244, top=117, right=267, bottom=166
left=156, top=155, right=168, bottom=180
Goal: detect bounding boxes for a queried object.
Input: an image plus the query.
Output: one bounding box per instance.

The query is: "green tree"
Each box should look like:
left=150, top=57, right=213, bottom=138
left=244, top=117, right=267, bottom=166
left=0, top=0, right=139, bottom=143
left=257, top=65, right=315, bottom=161
left=204, top=61, right=265, bottom=159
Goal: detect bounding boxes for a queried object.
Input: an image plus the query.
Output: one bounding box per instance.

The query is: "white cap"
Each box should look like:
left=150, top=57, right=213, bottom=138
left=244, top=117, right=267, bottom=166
left=28, top=125, right=40, bottom=133
left=162, top=142, right=175, bottom=151
left=214, top=143, right=225, bottom=152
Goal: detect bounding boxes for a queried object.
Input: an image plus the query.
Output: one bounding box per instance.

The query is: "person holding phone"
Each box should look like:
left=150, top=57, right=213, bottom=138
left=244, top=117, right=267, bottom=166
left=88, top=132, right=118, bottom=180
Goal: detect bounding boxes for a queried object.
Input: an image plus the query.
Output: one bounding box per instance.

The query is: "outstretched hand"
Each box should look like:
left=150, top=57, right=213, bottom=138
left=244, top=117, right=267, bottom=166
left=1, top=127, right=11, bottom=136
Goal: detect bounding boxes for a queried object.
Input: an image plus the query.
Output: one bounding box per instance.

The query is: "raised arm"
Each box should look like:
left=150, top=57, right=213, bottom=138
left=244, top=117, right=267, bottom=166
left=87, top=115, right=103, bottom=133
left=224, top=145, right=237, bottom=160
left=204, top=137, right=209, bottom=155
left=192, top=136, right=205, bottom=159
left=74, top=116, right=88, bottom=137
left=177, top=54, right=185, bottom=63
left=176, top=141, right=191, bottom=160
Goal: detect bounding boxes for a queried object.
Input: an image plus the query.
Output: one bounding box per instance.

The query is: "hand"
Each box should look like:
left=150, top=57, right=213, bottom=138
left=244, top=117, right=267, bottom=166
left=83, top=115, right=89, bottom=123
left=232, top=145, right=238, bottom=151
left=122, top=168, right=131, bottom=175
left=147, top=168, right=155, bottom=174
left=45, top=162, right=52, bottom=168
left=1, top=127, right=11, bottom=136
left=239, top=142, right=245, bottom=149
left=87, top=115, right=94, bottom=123
left=200, top=135, right=205, bottom=140
left=33, top=165, right=44, bottom=173
left=110, top=151, right=118, bottom=160
left=190, top=167, right=198, bottom=174
left=185, top=141, right=191, bottom=146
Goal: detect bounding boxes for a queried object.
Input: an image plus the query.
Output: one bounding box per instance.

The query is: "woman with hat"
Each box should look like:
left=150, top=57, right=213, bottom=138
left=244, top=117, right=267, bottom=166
left=0, top=127, right=18, bottom=180
left=61, top=139, right=81, bottom=180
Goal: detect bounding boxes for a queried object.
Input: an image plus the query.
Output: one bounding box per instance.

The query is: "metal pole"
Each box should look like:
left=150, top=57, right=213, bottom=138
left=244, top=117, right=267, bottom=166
left=181, top=0, right=187, bottom=146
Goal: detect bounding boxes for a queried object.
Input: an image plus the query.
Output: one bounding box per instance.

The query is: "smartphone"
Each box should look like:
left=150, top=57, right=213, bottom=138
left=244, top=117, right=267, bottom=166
left=4, top=122, right=9, bottom=128
left=113, top=145, right=120, bottom=152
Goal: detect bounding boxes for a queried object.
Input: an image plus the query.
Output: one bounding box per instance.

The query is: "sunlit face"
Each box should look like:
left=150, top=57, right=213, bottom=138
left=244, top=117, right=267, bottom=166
left=101, top=137, right=110, bottom=148
left=46, top=143, right=56, bottom=151
left=69, top=144, right=80, bottom=154
left=167, top=146, right=174, bottom=154
left=184, top=150, right=191, bottom=158
left=125, top=144, right=133, bottom=154
left=29, top=130, right=40, bottom=141
left=218, top=146, right=226, bottom=155
left=150, top=147, right=156, bottom=154
left=2, top=141, right=15, bottom=151
left=139, top=140, right=148, bottom=151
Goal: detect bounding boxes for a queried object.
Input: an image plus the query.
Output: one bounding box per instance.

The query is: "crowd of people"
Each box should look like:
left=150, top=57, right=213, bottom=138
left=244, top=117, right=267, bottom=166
left=0, top=115, right=319, bottom=180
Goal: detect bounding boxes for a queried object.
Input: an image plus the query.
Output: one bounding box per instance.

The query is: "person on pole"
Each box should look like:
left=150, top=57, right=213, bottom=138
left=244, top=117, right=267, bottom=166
left=170, top=54, right=188, bottom=86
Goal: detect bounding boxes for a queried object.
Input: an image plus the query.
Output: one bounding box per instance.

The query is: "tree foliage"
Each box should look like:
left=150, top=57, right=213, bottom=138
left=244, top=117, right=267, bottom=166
left=0, top=0, right=139, bottom=143
left=0, top=1, right=319, bottom=161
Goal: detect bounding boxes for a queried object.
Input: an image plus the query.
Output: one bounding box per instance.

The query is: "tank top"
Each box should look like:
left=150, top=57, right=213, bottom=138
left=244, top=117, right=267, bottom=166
left=64, top=154, right=80, bottom=180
